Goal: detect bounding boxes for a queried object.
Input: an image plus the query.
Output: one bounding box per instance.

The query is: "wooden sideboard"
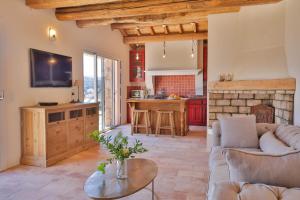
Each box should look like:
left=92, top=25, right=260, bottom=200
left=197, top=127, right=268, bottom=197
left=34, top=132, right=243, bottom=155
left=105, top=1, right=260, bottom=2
left=20, top=103, right=99, bottom=167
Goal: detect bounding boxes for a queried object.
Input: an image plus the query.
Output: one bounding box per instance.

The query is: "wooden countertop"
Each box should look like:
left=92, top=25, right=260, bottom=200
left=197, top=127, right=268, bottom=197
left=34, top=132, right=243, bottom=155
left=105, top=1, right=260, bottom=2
left=21, top=102, right=99, bottom=110
left=127, top=98, right=188, bottom=103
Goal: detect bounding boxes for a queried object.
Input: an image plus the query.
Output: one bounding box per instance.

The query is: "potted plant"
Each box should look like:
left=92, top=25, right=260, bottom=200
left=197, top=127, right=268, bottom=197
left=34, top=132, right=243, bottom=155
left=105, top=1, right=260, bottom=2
left=90, top=130, right=147, bottom=179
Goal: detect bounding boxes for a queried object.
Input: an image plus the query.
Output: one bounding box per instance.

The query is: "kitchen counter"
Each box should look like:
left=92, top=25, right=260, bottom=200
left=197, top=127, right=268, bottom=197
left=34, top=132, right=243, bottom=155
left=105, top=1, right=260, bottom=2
left=127, top=98, right=188, bottom=136
left=127, top=98, right=188, bottom=103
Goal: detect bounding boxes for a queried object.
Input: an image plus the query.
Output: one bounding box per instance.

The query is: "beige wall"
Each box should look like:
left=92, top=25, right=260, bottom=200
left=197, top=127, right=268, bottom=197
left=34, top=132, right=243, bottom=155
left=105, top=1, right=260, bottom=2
left=145, top=41, right=198, bottom=70
left=208, top=0, right=300, bottom=125
left=285, top=0, right=300, bottom=125
left=208, top=2, right=289, bottom=81
left=0, top=0, right=129, bottom=170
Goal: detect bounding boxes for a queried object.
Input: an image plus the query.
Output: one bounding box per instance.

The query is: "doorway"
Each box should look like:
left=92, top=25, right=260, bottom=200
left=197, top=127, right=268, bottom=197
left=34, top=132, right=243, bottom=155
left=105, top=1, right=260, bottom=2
left=83, top=52, right=121, bottom=131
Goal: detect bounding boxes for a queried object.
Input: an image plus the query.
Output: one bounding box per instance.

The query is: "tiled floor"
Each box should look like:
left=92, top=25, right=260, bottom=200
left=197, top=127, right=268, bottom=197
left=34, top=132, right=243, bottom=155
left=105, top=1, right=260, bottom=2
left=0, top=125, right=209, bottom=200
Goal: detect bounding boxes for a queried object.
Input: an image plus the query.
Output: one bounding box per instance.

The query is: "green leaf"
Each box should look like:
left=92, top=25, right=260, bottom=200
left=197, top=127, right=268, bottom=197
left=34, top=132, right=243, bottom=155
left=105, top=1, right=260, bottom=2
left=97, top=163, right=107, bottom=174
left=94, top=131, right=147, bottom=171
left=90, top=130, right=102, bottom=142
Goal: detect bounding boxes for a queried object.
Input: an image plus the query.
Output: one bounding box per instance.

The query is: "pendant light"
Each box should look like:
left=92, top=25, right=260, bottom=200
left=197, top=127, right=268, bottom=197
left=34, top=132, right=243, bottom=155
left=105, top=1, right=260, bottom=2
left=162, top=41, right=166, bottom=58
left=191, top=40, right=195, bottom=58
left=135, top=44, right=140, bottom=61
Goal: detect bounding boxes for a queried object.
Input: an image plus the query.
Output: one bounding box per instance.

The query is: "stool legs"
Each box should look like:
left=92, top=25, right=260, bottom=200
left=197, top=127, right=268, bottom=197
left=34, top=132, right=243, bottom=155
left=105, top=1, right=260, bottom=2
left=155, top=112, right=161, bottom=137
left=132, top=110, right=152, bottom=135
left=155, top=111, right=175, bottom=137
left=135, top=112, right=139, bottom=133
left=169, top=112, right=175, bottom=138
left=131, top=111, right=135, bottom=135
left=147, top=112, right=152, bottom=135
left=144, top=112, right=149, bottom=136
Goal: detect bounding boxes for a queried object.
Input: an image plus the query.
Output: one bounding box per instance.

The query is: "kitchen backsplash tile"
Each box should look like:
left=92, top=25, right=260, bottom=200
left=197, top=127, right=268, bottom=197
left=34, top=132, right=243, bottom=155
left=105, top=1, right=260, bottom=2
left=155, top=75, right=195, bottom=97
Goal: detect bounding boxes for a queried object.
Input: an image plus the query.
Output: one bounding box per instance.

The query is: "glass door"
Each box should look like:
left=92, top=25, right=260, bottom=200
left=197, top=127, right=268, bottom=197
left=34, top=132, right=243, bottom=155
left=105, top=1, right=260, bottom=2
left=83, top=52, right=104, bottom=130
left=104, top=58, right=114, bottom=129
left=114, top=60, right=121, bottom=125
left=83, top=52, right=121, bottom=131
left=83, top=53, right=97, bottom=103
left=97, top=56, right=104, bottom=130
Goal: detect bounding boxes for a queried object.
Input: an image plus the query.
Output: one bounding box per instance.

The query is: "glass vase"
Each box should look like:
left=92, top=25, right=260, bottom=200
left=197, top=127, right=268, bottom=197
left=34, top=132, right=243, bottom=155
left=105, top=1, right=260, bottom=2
left=116, top=159, right=128, bottom=179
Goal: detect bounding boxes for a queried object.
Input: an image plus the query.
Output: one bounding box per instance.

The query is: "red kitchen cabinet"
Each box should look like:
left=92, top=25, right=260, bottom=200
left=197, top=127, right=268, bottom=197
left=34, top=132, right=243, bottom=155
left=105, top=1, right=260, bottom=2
left=188, top=99, right=207, bottom=126
left=129, top=49, right=145, bottom=82
left=203, top=45, right=207, bottom=81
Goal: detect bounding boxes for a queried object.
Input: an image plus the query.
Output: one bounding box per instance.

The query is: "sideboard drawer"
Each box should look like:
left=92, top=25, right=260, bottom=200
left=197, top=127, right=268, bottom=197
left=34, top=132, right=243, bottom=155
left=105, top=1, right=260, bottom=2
left=47, top=124, right=67, bottom=144
left=47, top=143, right=67, bottom=158
left=85, top=117, right=98, bottom=130
left=46, top=125, right=67, bottom=158
left=68, top=120, right=84, bottom=149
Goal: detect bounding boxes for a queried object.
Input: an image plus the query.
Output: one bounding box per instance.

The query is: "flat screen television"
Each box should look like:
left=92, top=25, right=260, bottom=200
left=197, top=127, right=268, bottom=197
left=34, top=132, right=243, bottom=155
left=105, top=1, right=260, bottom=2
left=30, top=49, right=72, bottom=87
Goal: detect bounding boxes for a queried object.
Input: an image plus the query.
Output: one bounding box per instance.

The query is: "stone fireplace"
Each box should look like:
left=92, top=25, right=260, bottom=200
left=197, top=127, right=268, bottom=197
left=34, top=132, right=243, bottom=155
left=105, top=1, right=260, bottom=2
left=208, top=79, right=296, bottom=126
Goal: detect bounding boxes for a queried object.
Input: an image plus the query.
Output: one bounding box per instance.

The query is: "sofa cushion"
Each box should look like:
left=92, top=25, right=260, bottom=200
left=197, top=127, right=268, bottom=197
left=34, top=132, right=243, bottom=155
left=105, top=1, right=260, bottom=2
left=219, top=115, right=258, bottom=148
left=226, top=149, right=300, bottom=188
left=275, top=125, right=300, bottom=150
left=208, top=146, right=261, bottom=196
left=208, top=181, right=300, bottom=200
left=209, top=146, right=261, bottom=171
left=211, top=122, right=278, bottom=148
left=260, top=131, right=295, bottom=154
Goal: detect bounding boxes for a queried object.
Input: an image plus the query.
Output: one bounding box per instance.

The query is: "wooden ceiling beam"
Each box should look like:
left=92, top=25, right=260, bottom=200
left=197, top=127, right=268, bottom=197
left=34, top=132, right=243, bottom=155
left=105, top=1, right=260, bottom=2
left=26, top=0, right=123, bottom=9
left=76, top=7, right=238, bottom=28
left=150, top=27, right=155, bottom=35
left=191, top=22, right=197, bottom=33
left=178, top=24, right=183, bottom=34
left=136, top=27, right=141, bottom=36
left=162, top=25, right=169, bottom=35
left=56, top=0, right=281, bottom=21
left=124, top=32, right=208, bottom=44
left=119, top=29, right=128, bottom=37
left=110, top=21, right=207, bottom=31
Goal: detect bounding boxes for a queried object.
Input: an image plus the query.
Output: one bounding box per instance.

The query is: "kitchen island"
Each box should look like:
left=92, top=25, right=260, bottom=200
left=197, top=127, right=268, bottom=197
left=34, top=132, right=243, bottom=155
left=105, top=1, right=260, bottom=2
left=127, top=98, right=189, bottom=136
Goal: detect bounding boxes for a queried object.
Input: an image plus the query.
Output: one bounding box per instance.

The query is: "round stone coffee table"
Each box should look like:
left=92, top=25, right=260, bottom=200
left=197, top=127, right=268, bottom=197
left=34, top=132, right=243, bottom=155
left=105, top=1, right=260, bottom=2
left=84, top=158, right=158, bottom=200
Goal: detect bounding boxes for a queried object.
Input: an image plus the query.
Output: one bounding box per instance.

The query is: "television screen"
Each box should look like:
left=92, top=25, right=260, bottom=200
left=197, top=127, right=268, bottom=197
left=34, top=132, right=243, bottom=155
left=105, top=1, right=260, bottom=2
left=30, top=49, right=72, bottom=87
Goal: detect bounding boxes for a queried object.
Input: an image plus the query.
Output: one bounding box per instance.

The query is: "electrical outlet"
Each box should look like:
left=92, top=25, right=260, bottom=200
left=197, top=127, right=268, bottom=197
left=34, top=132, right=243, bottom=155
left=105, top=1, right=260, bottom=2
left=0, top=90, right=4, bottom=100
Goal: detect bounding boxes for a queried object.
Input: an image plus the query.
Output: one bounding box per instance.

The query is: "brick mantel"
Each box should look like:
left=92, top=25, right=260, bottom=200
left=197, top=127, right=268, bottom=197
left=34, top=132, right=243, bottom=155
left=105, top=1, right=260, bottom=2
left=208, top=78, right=296, bottom=126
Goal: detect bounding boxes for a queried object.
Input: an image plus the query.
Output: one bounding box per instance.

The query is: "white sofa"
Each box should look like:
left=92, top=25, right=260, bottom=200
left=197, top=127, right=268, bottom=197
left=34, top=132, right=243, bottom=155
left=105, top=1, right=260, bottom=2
left=208, top=122, right=300, bottom=200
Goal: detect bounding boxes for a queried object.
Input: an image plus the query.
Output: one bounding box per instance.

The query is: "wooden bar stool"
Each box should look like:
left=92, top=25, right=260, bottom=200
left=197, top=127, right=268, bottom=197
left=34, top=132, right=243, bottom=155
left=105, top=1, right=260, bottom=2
left=131, top=109, right=152, bottom=135
left=155, top=111, right=176, bottom=137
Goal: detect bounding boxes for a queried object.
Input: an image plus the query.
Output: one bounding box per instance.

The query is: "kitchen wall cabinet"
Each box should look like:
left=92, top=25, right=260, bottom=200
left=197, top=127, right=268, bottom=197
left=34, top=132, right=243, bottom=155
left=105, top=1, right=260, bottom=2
left=129, top=49, right=145, bottom=82
left=188, top=99, right=207, bottom=126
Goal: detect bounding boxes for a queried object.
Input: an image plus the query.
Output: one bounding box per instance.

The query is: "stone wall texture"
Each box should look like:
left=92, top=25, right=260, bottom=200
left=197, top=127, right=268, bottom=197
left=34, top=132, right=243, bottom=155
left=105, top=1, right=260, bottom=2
left=208, top=90, right=295, bottom=126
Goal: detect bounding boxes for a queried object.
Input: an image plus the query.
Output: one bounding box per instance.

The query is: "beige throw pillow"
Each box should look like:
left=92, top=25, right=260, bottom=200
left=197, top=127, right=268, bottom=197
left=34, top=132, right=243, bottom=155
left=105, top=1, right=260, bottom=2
left=219, top=115, right=258, bottom=148
left=226, top=149, right=300, bottom=188
left=259, top=131, right=295, bottom=155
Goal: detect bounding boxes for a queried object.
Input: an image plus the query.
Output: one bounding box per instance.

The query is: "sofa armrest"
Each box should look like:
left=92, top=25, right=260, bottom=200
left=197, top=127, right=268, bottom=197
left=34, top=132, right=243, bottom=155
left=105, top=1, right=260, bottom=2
left=208, top=181, right=300, bottom=200
left=211, top=122, right=221, bottom=147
